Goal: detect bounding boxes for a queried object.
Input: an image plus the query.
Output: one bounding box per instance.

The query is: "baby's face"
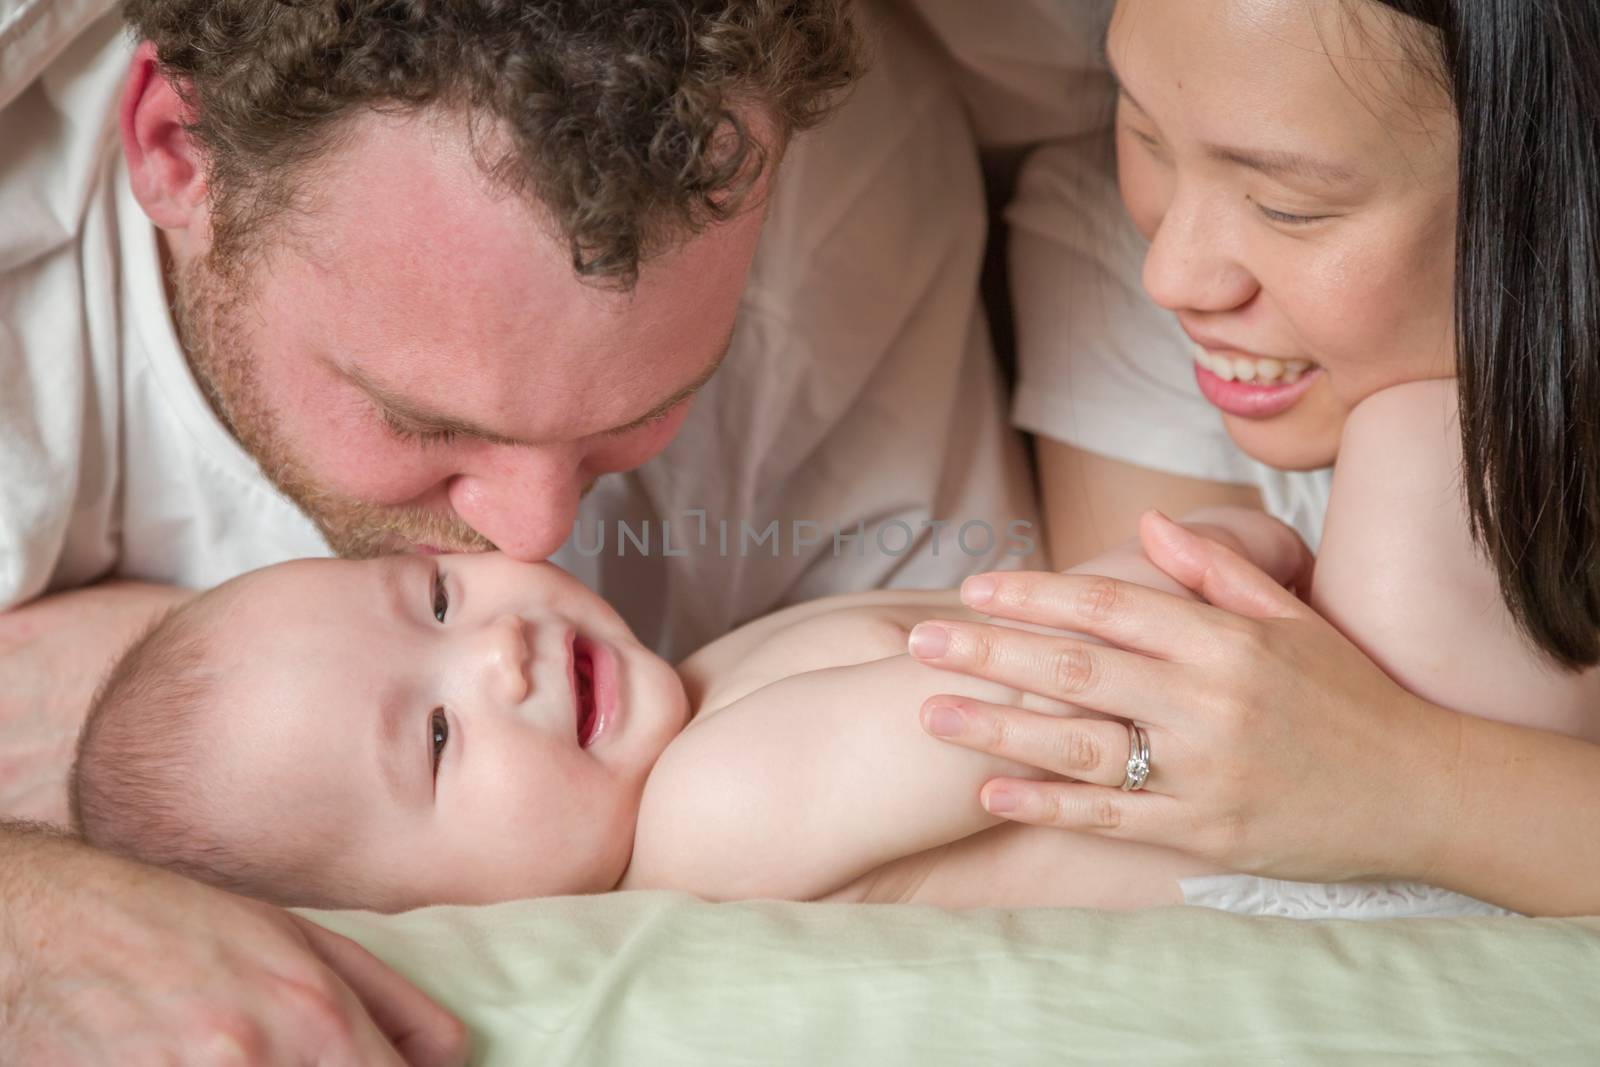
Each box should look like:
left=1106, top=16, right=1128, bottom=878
left=203, top=553, right=689, bottom=908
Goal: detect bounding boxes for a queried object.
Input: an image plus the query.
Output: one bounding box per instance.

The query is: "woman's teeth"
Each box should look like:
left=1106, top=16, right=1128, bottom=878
left=1193, top=347, right=1312, bottom=384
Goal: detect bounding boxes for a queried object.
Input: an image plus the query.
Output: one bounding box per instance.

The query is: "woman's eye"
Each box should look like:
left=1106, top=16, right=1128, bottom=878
left=432, top=571, right=449, bottom=623
left=430, top=709, right=449, bottom=775
left=1128, top=127, right=1161, bottom=151
left=1256, top=203, right=1328, bottom=226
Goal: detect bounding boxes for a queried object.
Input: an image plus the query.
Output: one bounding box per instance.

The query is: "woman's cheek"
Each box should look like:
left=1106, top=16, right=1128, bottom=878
left=1318, top=214, right=1455, bottom=400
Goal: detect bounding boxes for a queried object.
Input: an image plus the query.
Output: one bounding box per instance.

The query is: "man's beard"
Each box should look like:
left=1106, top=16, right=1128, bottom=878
left=171, top=251, right=494, bottom=559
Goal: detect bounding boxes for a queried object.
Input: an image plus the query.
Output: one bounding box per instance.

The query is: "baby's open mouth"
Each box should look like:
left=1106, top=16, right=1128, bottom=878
left=573, top=636, right=600, bottom=747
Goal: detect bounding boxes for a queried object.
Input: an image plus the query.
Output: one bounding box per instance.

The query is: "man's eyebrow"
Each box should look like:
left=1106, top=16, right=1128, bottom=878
left=1106, top=55, right=1359, bottom=187
left=337, top=363, right=527, bottom=447
left=600, top=331, right=733, bottom=438
left=332, top=333, right=732, bottom=446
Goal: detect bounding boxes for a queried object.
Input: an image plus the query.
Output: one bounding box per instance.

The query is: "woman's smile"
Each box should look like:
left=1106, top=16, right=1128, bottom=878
left=1192, top=344, right=1323, bottom=419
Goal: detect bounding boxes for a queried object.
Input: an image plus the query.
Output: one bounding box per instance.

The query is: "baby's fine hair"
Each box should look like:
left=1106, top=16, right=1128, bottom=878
left=71, top=591, right=358, bottom=909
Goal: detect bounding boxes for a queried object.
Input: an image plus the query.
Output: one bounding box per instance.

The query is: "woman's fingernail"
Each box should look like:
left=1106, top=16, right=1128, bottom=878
left=984, top=789, right=1018, bottom=815
left=961, top=575, right=996, bottom=607
left=924, top=704, right=965, bottom=737
left=908, top=624, right=949, bottom=659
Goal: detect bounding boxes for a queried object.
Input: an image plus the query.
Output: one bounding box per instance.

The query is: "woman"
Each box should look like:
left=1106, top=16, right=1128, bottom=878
left=911, top=0, right=1600, bottom=917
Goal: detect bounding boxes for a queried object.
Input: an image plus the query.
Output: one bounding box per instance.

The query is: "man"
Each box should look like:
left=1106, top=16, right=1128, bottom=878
left=0, top=0, right=1040, bottom=817
left=0, top=0, right=1105, bottom=1060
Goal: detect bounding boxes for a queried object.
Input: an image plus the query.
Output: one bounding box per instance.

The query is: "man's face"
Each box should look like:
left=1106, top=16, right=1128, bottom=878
left=174, top=108, right=766, bottom=561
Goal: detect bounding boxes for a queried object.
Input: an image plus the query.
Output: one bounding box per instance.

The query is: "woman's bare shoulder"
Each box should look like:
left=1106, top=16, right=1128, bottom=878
left=1318, top=378, right=1600, bottom=737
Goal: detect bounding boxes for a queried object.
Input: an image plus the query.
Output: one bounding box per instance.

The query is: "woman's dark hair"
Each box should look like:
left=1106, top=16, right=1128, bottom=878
left=1372, top=0, right=1600, bottom=668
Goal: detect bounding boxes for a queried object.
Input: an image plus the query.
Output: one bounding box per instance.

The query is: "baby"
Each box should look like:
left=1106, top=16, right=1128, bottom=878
left=71, top=382, right=1599, bottom=912
left=71, top=508, right=1306, bottom=912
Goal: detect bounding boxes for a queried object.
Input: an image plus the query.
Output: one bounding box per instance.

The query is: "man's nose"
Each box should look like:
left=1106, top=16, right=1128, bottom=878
left=472, top=614, right=532, bottom=707
left=1140, top=187, right=1257, bottom=314
left=446, top=449, right=585, bottom=562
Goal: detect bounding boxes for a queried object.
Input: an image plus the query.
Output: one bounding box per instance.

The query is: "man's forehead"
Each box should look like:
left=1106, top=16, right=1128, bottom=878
left=280, top=109, right=760, bottom=442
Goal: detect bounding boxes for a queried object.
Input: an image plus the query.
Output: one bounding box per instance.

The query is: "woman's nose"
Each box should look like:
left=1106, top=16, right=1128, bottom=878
left=1140, top=189, right=1258, bottom=314
left=474, top=614, right=532, bottom=707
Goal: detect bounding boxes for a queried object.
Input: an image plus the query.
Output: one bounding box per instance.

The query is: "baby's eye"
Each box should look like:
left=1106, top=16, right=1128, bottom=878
left=432, top=570, right=449, bottom=624
left=430, top=709, right=449, bottom=775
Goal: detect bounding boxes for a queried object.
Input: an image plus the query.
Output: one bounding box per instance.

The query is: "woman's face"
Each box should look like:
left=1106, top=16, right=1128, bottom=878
left=1109, top=0, right=1459, bottom=469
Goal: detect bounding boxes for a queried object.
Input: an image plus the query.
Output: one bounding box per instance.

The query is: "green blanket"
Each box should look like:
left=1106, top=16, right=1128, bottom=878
left=305, top=892, right=1600, bottom=1065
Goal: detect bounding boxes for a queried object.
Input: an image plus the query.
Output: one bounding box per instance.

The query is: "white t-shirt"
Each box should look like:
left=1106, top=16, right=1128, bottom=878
left=1, top=1, right=1042, bottom=661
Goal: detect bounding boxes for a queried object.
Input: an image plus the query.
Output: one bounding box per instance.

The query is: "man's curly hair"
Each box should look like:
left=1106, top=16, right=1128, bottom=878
left=122, top=1, right=863, bottom=286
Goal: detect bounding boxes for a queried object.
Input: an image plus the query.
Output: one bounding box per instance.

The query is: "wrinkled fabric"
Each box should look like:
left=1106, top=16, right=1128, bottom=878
left=1180, top=874, right=1520, bottom=920
left=306, top=892, right=1597, bottom=1066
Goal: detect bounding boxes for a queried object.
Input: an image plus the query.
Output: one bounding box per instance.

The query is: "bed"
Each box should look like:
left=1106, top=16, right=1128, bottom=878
left=306, top=892, right=1600, bottom=1064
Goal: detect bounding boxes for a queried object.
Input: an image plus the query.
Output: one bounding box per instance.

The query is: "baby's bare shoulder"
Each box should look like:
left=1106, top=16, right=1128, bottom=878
left=684, top=591, right=975, bottom=715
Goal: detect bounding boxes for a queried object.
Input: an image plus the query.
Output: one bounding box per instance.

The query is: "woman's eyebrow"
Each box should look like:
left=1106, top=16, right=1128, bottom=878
left=1104, top=53, right=1147, bottom=115
left=1107, top=54, right=1359, bottom=187
left=1205, top=144, right=1360, bottom=186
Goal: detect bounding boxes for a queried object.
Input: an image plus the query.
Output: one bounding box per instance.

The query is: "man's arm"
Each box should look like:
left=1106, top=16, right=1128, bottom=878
left=0, top=581, right=192, bottom=822
left=0, top=820, right=467, bottom=1065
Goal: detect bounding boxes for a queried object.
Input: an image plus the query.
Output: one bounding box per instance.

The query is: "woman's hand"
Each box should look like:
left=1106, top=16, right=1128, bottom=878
left=908, top=511, right=1464, bottom=886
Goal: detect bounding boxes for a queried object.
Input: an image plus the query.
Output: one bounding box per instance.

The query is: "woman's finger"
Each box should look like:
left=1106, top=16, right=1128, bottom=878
left=1139, top=510, right=1309, bottom=620
left=951, top=569, right=1240, bottom=660
left=977, top=777, right=1181, bottom=847
left=919, top=697, right=1165, bottom=791
left=908, top=621, right=1186, bottom=724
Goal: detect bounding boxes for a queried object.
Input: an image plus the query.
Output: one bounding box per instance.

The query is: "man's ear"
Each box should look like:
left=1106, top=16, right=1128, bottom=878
left=120, top=41, right=209, bottom=238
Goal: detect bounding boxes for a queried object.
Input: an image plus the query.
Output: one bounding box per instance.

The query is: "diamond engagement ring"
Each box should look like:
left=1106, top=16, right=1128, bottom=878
left=1120, top=722, right=1151, bottom=791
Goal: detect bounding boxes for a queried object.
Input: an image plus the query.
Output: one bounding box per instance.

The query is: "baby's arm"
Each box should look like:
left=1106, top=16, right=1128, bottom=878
left=626, top=648, right=1061, bottom=900
left=1310, top=379, right=1598, bottom=735
left=626, top=508, right=1310, bottom=901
